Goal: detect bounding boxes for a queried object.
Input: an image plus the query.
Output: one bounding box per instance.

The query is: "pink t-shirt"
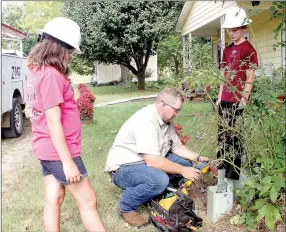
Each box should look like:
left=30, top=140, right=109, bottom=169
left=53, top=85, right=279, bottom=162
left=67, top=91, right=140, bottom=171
left=26, top=66, right=81, bottom=161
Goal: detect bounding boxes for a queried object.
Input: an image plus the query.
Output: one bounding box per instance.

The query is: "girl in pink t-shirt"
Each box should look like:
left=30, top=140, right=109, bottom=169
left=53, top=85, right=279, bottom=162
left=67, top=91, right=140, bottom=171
left=26, top=17, right=106, bottom=232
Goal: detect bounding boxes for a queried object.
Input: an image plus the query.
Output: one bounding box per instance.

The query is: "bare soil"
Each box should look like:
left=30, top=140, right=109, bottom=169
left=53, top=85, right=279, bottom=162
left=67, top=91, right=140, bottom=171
left=1, top=118, right=36, bottom=199
left=186, top=175, right=286, bottom=232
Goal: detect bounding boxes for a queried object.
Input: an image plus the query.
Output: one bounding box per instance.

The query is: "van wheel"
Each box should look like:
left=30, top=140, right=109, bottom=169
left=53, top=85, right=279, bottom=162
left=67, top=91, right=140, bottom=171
left=2, top=98, right=24, bottom=138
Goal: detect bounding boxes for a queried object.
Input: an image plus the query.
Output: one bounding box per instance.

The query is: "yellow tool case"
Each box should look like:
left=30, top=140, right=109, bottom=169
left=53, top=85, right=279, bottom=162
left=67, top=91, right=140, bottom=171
left=148, top=189, right=203, bottom=232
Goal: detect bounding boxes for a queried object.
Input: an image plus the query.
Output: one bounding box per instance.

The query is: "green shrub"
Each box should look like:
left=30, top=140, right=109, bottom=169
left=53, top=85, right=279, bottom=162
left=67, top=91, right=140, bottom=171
left=231, top=74, right=285, bottom=231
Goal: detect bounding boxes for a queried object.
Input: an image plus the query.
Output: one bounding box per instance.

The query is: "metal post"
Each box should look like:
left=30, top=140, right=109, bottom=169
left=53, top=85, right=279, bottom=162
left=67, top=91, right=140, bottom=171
left=216, top=169, right=227, bottom=193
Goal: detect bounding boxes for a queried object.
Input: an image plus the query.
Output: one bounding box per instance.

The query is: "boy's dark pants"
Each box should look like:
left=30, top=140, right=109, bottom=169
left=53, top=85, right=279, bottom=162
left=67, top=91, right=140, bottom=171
left=217, top=101, right=244, bottom=180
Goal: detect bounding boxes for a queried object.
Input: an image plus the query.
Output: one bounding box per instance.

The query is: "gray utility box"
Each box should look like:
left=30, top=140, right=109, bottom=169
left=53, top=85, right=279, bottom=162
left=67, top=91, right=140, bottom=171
left=207, top=179, right=234, bottom=223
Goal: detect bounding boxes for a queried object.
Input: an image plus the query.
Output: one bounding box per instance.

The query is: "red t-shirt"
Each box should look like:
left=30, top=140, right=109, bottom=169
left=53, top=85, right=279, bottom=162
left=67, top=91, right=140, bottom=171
left=26, top=66, right=81, bottom=161
left=221, top=40, right=258, bottom=102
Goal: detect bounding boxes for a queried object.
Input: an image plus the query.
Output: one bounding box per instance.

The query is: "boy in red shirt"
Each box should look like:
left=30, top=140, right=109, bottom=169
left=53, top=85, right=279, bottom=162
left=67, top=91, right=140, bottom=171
left=216, top=7, right=258, bottom=179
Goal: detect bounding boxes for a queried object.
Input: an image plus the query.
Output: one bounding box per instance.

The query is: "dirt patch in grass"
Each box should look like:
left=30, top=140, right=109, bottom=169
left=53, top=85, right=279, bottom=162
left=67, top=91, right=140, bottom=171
left=1, top=118, right=35, bottom=199
left=186, top=175, right=286, bottom=232
left=183, top=175, right=247, bottom=232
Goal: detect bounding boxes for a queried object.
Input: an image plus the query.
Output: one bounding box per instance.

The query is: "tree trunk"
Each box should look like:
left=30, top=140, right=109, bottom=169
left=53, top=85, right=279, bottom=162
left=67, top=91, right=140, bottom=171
left=174, top=57, right=179, bottom=75
left=137, top=72, right=145, bottom=90
left=120, top=65, right=130, bottom=82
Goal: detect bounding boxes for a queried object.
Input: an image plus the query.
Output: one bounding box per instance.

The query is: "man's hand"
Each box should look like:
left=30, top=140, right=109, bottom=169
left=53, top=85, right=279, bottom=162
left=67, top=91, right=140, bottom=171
left=198, top=156, right=209, bottom=163
left=63, top=160, right=81, bottom=184
left=215, top=99, right=221, bottom=106
left=181, top=166, right=200, bottom=181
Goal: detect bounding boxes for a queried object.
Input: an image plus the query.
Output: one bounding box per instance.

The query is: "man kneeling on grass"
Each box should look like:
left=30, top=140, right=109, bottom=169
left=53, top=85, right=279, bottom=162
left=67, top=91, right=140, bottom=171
left=104, top=88, right=208, bottom=227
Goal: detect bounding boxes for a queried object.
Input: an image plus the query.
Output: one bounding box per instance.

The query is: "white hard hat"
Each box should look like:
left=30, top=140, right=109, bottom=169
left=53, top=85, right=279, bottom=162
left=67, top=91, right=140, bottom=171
left=222, top=7, right=252, bottom=29
left=39, top=17, right=82, bottom=54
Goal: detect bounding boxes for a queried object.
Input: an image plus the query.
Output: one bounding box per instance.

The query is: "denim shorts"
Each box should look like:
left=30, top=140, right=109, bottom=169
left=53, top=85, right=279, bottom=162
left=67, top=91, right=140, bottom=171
left=40, top=156, right=88, bottom=185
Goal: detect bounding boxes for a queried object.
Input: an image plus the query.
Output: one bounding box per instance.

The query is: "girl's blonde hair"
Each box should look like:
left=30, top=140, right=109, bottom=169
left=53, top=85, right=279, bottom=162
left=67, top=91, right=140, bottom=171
left=27, top=35, right=72, bottom=77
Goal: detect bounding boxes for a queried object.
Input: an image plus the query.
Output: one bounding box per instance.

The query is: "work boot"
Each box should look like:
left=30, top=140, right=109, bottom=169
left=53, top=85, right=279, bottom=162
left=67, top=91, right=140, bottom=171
left=121, top=211, right=149, bottom=226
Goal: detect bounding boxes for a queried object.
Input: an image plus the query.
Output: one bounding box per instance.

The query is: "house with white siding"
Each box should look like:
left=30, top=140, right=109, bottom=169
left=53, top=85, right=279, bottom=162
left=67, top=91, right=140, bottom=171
left=93, top=55, right=158, bottom=84
left=175, top=1, right=285, bottom=78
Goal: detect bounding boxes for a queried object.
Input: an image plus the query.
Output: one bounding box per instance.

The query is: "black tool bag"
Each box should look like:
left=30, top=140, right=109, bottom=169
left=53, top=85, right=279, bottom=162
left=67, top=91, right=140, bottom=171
left=149, top=190, right=203, bottom=232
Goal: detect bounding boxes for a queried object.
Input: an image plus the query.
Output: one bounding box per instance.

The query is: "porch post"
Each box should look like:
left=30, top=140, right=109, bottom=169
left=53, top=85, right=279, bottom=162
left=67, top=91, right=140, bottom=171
left=188, top=33, right=192, bottom=74
left=182, top=33, right=192, bottom=75
left=182, top=35, right=186, bottom=71
left=220, top=16, right=225, bottom=62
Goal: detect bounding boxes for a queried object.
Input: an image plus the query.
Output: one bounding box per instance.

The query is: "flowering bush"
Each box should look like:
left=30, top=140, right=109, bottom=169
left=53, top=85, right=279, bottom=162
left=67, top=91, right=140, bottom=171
left=77, top=84, right=96, bottom=119
left=173, top=123, right=190, bottom=145
left=79, top=92, right=95, bottom=102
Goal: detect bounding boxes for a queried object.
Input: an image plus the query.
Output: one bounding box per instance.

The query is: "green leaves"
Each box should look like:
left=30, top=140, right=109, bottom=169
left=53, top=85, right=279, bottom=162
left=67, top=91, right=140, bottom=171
left=265, top=203, right=281, bottom=231
left=259, top=184, right=272, bottom=197
left=247, top=76, right=284, bottom=119
left=269, top=186, right=278, bottom=203
left=236, top=135, right=285, bottom=231
left=273, top=175, right=286, bottom=190
left=256, top=205, right=266, bottom=221
left=70, top=55, right=94, bottom=76
left=2, top=3, right=23, bottom=30
left=3, top=1, right=64, bottom=54
left=269, top=1, right=285, bottom=50
left=252, top=198, right=267, bottom=210
left=190, top=38, right=215, bottom=70
left=157, top=33, right=183, bottom=74
left=64, top=1, right=183, bottom=89
left=185, top=68, right=222, bottom=99
left=18, top=1, right=63, bottom=33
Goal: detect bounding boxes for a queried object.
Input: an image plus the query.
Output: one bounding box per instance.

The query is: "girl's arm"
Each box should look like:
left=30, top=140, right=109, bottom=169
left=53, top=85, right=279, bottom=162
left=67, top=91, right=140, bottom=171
left=45, top=106, right=81, bottom=183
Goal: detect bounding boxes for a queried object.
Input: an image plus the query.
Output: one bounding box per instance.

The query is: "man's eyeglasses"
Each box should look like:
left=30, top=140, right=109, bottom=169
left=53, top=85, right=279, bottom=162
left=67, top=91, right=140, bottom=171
left=162, top=100, right=181, bottom=113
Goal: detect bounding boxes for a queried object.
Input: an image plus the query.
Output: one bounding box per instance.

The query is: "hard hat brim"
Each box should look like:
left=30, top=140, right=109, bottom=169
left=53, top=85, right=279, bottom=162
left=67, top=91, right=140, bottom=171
left=35, top=29, right=81, bottom=54
left=222, top=19, right=252, bottom=29
left=73, top=46, right=82, bottom=54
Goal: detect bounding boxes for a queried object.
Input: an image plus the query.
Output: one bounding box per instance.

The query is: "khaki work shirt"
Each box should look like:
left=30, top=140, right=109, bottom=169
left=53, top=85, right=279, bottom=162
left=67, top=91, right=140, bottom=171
left=105, top=104, right=182, bottom=172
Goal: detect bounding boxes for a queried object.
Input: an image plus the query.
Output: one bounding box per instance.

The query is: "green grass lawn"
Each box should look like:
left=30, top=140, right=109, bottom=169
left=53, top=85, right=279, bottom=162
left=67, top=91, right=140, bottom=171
left=2, top=98, right=216, bottom=232
left=3, top=80, right=284, bottom=231
left=73, top=83, right=166, bottom=104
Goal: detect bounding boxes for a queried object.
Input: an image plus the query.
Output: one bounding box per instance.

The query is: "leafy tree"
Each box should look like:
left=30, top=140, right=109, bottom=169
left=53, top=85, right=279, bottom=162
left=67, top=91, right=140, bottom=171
left=64, top=1, right=183, bottom=90
left=268, top=1, right=286, bottom=51
left=70, top=55, right=94, bottom=76
left=2, top=3, right=32, bottom=55
left=157, top=33, right=182, bottom=75
left=18, top=1, right=63, bottom=55
left=190, top=37, right=215, bottom=70
left=2, top=3, right=23, bottom=30
left=18, top=1, right=63, bottom=34
left=22, top=34, right=37, bottom=55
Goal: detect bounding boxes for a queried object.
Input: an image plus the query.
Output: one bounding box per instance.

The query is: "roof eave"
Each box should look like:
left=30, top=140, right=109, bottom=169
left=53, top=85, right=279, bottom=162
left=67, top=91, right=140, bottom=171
left=175, top=1, right=194, bottom=33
